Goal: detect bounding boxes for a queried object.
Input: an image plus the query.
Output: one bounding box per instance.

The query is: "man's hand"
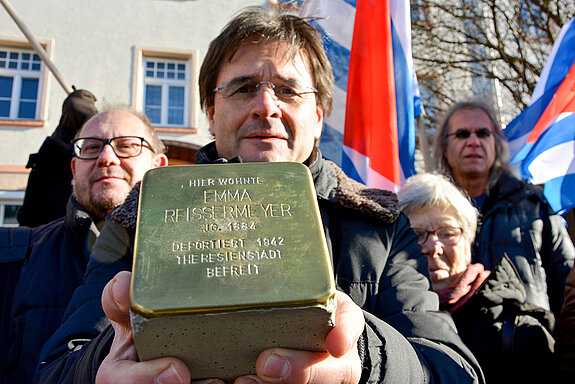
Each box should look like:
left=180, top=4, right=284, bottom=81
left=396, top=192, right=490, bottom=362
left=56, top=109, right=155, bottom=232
left=96, top=271, right=194, bottom=384
left=234, top=291, right=365, bottom=384
left=96, top=271, right=365, bottom=384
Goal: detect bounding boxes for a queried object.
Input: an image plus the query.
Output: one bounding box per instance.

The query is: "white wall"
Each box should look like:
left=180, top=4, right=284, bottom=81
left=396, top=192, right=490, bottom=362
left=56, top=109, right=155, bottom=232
left=0, top=0, right=266, bottom=169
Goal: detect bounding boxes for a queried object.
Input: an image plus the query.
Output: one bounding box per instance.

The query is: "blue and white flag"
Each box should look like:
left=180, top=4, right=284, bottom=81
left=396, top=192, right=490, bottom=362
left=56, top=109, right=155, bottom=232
left=504, top=18, right=575, bottom=214
left=300, top=0, right=421, bottom=191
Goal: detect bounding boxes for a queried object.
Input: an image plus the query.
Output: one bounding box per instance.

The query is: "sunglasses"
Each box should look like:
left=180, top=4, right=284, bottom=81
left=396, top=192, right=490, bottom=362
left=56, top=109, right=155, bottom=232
left=447, top=128, right=492, bottom=139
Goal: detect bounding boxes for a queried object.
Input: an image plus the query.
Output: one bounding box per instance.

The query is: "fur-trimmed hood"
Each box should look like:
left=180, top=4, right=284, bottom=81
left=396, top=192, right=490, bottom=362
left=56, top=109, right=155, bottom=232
left=111, top=143, right=399, bottom=229
left=321, top=159, right=399, bottom=224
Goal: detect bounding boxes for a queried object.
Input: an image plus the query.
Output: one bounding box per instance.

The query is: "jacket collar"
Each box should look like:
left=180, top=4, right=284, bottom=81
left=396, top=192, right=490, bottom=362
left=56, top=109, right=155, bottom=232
left=194, top=142, right=399, bottom=223
left=482, top=171, right=541, bottom=213
left=112, top=143, right=400, bottom=230
left=65, top=195, right=99, bottom=252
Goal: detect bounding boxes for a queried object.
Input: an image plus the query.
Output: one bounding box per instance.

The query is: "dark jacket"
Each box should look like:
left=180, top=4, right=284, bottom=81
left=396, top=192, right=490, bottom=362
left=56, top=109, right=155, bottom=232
left=554, top=264, right=575, bottom=382
left=0, top=227, right=31, bottom=382
left=452, top=255, right=555, bottom=384
left=36, top=145, right=484, bottom=383
left=473, top=171, right=575, bottom=317
left=17, top=137, right=75, bottom=228
left=18, top=89, right=97, bottom=228
left=1, top=197, right=98, bottom=384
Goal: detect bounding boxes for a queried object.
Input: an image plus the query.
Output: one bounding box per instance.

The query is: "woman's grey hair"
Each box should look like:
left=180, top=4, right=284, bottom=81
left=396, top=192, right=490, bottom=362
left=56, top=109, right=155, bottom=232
left=397, top=173, right=478, bottom=243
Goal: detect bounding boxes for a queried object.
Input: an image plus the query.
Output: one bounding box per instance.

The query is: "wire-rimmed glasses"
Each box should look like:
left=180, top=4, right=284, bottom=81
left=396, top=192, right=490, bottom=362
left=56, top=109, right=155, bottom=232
left=213, top=80, right=318, bottom=104
left=411, top=227, right=464, bottom=246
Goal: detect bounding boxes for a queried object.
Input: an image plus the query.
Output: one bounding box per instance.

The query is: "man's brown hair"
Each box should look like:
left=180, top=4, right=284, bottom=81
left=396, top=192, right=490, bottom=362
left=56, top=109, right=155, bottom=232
left=199, top=7, right=334, bottom=115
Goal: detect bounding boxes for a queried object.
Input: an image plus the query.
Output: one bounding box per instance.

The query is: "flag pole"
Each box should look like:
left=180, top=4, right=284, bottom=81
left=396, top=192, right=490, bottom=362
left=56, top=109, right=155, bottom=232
left=416, top=115, right=431, bottom=171
left=0, top=0, right=73, bottom=94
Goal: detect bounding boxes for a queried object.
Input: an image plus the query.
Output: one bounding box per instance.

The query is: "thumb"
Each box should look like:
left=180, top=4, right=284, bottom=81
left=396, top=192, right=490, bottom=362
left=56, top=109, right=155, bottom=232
left=102, top=271, right=132, bottom=327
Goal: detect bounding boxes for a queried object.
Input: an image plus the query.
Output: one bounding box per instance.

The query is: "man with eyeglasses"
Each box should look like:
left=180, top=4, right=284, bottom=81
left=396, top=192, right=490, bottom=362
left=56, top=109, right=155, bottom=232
left=17, top=89, right=98, bottom=228
left=1, top=108, right=167, bottom=384
left=70, top=110, right=167, bottom=223
left=36, top=8, right=484, bottom=384
left=432, top=99, right=574, bottom=321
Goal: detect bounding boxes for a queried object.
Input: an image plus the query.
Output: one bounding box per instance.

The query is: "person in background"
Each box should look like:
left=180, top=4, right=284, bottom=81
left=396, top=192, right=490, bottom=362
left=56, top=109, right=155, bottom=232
left=35, top=7, right=484, bottom=384
left=18, top=89, right=98, bottom=227
left=398, top=172, right=555, bottom=384
left=1, top=107, right=168, bottom=383
left=554, top=264, right=575, bottom=381
left=0, top=225, right=31, bottom=381
left=432, top=99, right=575, bottom=318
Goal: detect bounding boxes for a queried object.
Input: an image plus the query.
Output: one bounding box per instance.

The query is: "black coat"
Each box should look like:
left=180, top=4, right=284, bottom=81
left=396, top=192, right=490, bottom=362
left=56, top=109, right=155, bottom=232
left=18, top=89, right=97, bottom=228
left=1, top=197, right=97, bottom=384
left=36, top=145, right=484, bottom=383
left=452, top=255, right=554, bottom=384
left=473, top=172, right=575, bottom=317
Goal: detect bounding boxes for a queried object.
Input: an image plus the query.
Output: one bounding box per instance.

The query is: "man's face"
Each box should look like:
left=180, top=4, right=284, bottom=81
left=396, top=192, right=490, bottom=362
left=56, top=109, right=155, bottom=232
left=208, top=39, right=323, bottom=163
left=71, top=110, right=167, bottom=221
left=443, top=108, right=496, bottom=184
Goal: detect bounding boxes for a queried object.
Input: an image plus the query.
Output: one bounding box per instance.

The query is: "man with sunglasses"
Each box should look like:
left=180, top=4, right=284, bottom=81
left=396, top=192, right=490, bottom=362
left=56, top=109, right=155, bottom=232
left=432, top=100, right=574, bottom=321
left=1, top=108, right=167, bottom=384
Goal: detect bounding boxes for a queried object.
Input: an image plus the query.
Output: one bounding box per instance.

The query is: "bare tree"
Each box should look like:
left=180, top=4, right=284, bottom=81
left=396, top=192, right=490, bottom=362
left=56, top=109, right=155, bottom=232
left=412, top=0, right=575, bottom=133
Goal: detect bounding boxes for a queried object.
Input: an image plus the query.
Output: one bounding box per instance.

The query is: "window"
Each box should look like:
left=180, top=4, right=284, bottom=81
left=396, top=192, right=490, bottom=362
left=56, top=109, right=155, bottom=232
left=0, top=191, right=24, bottom=227
left=133, top=47, right=198, bottom=131
left=143, top=58, right=187, bottom=126
left=0, top=47, right=43, bottom=119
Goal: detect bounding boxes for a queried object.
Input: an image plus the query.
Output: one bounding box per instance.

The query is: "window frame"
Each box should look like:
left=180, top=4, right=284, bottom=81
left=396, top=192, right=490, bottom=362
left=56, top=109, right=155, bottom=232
left=132, top=46, right=199, bottom=133
left=0, top=37, right=52, bottom=126
left=0, top=190, right=24, bottom=227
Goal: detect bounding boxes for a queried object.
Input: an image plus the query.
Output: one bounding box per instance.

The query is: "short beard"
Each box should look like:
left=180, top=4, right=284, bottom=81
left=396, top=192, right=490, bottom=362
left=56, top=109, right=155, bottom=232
left=84, top=197, right=119, bottom=222
left=74, top=185, right=128, bottom=223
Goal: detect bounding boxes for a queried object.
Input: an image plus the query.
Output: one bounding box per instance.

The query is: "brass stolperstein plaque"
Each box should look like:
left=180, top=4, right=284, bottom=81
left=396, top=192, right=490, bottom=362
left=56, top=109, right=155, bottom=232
left=130, top=162, right=336, bottom=382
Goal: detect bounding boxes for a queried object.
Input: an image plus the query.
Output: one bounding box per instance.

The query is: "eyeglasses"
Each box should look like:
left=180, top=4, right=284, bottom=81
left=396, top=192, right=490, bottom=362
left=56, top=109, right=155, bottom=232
left=213, top=80, right=318, bottom=104
left=447, top=128, right=492, bottom=139
left=411, top=227, right=464, bottom=246
left=72, top=136, right=154, bottom=160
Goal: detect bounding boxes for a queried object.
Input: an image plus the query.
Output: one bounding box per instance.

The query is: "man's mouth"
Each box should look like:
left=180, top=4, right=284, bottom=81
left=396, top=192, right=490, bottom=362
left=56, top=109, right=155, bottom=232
left=244, top=130, right=288, bottom=140
left=93, top=175, right=125, bottom=183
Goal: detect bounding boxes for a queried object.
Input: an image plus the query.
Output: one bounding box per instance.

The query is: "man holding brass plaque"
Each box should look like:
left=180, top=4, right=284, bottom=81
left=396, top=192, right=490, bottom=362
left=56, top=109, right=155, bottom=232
left=37, top=8, right=484, bottom=384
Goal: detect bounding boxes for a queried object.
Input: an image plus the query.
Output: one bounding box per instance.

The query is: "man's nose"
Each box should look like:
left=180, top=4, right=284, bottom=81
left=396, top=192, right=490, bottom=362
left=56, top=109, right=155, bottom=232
left=250, top=83, right=282, bottom=119
left=465, top=132, right=482, bottom=145
left=96, top=143, right=121, bottom=166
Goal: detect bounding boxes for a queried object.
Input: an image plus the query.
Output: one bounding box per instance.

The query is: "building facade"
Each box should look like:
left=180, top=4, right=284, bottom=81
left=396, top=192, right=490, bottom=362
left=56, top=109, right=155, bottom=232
left=0, top=0, right=274, bottom=226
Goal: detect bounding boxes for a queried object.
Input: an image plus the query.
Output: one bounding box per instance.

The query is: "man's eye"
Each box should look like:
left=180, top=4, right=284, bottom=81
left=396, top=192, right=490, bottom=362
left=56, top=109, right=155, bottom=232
left=115, top=139, right=135, bottom=147
left=234, top=84, right=256, bottom=94
left=276, top=86, right=297, bottom=97
left=83, top=143, right=101, bottom=152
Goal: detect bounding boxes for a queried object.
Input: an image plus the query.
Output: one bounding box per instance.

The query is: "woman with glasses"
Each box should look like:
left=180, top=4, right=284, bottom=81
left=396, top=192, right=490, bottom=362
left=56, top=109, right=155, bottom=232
left=398, top=173, right=487, bottom=308
left=398, top=173, right=555, bottom=384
